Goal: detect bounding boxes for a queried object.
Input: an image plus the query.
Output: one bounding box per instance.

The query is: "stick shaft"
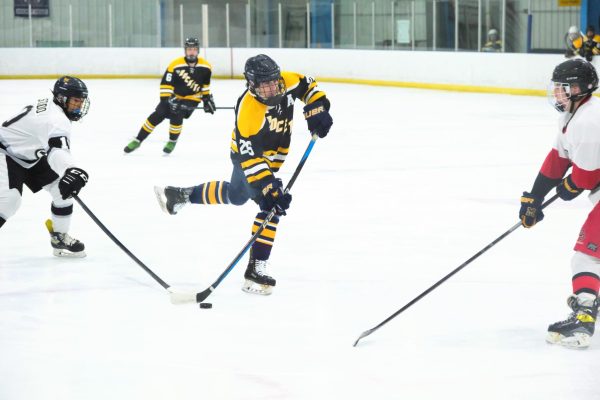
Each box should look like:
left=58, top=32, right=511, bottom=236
left=354, top=193, right=560, bottom=346
left=73, top=195, right=171, bottom=290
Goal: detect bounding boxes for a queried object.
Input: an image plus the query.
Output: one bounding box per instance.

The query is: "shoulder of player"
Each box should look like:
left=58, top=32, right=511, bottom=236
left=236, top=91, right=267, bottom=138
left=47, top=101, right=72, bottom=134
left=567, top=98, right=600, bottom=139
left=166, top=57, right=188, bottom=72
left=281, top=71, right=305, bottom=92
left=195, top=57, right=212, bottom=71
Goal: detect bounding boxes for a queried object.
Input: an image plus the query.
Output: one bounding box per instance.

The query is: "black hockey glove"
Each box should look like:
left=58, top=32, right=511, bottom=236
left=519, top=192, right=544, bottom=228
left=556, top=174, right=583, bottom=201
left=59, top=167, right=89, bottom=200
left=202, top=94, right=216, bottom=114
left=303, top=101, right=333, bottom=138
left=258, top=179, right=292, bottom=216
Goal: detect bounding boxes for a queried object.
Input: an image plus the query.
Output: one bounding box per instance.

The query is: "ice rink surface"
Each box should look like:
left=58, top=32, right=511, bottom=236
left=1, top=78, right=599, bottom=399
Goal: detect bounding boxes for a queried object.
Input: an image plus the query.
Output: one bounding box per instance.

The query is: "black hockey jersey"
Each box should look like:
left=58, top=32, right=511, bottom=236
left=159, top=56, right=212, bottom=103
left=230, top=71, right=326, bottom=189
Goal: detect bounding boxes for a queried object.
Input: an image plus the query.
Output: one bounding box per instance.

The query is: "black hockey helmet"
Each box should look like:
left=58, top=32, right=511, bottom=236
left=550, top=59, right=598, bottom=112
left=52, top=76, right=90, bottom=121
left=244, top=54, right=286, bottom=106
left=184, top=37, right=199, bottom=63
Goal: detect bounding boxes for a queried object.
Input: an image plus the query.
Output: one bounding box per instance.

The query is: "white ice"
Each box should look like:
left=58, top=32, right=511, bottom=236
left=1, top=78, right=599, bottom=400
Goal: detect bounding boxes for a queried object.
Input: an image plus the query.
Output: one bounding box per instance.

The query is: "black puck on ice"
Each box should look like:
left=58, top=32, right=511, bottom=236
left=199, top=302, right=213, bottom=309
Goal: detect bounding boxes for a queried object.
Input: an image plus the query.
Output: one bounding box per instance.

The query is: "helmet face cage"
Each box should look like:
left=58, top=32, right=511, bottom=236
left=248, top=77, right=286, bottom=106
left=548, top=81, right=574, bottom=112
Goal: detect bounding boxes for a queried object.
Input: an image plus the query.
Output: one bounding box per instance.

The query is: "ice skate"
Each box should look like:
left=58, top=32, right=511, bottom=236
left=242, top=255, right=276, bottom=295
left=163, top=140, right=177, bottom=154
left=546, top=294, right=598, bottom=349
left=124, top=138, right=141, bottom=153
left=154, top=186, right=193, bottom=215
left=46, top=219, right=86, bottom=258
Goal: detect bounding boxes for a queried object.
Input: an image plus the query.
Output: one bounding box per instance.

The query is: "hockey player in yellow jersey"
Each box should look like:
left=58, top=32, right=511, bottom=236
left=154, top=54, right=333, bottom=295
left=124, top=37, right=216, bottom=154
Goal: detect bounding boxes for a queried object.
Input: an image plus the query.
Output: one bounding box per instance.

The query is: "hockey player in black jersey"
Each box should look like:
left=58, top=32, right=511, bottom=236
left=155, top=54, right=333, bottom=295
left=0, top=76, right=90, bottom=257
left=124, top=37, right=216, bottom=154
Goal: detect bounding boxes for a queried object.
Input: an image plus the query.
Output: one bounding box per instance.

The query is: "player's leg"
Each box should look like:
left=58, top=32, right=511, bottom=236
left=154, top=164, right=249, bottom=215
left=0, top=154, right=24, bottom=229
left=163, top=113, right=184, bottom=154
left=242, top=211, right=280, bottom=295
left=30, top=158, right=85, bottom=258
left=124, top=100, right=169, bottom=153
left=547, top=204, right=600, bottom=348
left=163, top=100, right=197, bottom=154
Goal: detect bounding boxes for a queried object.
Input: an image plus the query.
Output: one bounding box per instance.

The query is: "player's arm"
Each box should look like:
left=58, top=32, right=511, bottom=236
left=284, top=72, right=333, bottom=138
left=559, top=141, right=600, bottom=201
left=520, top=146, right=570, bottom=228
left=47, top=128, right=75, bottom=177
left=196, top=58, right=215, bottom=114
left=159, top=63, right=176, bottom=100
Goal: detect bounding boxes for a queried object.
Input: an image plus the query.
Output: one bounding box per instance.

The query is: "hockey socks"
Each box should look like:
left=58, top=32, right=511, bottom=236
left=251, top=212, right=279, bottom=260
left=189, top=181, right=230, bottom=205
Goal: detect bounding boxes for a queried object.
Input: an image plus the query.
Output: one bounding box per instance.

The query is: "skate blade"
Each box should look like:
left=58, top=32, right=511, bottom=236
left=546, top=332, right=591, bottom=349
left=154, top=186, right=171, bottom=215
left=242, top=280, right=273, bottom=296
left=53, top=248, right=86, bottom=258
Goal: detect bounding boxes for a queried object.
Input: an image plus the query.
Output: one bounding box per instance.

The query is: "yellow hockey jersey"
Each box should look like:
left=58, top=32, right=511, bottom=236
left=230, top=71, right=326, bottom=189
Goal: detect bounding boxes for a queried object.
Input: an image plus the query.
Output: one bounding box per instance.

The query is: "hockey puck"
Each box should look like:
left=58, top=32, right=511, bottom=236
left=199, top=302, right=213, bottom=309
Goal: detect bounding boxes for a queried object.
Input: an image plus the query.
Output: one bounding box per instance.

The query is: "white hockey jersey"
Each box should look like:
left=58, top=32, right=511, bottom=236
left=540, top=96, right=600, bottom=190
left=0, top=97, right=74, bottom=175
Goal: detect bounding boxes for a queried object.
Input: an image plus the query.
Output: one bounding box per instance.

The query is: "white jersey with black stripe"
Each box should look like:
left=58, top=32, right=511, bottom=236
left=0, top=98, right=72, bottom=169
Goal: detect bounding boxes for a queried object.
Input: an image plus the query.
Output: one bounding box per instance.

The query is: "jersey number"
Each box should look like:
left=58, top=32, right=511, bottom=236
left=2, top=106, right=33, bottom=127
left=165, top=73, right=173, bottom=82
left=239, top=139, right=254, bottom=156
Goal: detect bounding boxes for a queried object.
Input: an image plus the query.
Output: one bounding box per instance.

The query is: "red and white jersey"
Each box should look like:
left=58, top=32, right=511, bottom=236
left=0, top=97, right=74, bottom=174
left=540, top=96, right=600, bottom=190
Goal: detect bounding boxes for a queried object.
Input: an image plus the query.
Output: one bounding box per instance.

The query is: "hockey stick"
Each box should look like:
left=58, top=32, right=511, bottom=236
left=174, top=134, right=319, bottom=304
left=353, top=193, right=560, bottom=347
left=72, top=195, right=195, bottom=304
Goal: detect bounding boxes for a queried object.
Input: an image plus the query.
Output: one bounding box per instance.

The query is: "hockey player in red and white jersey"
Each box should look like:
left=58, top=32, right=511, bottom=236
left=0, top=76, right=90, bottom=257
left=519, top=59, right=600, bottom=348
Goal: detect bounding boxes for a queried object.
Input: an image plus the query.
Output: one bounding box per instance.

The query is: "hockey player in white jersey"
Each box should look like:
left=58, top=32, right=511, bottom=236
left=0, top=76, right=90, bottom=257
left=519, top=59, right=600, bottom=348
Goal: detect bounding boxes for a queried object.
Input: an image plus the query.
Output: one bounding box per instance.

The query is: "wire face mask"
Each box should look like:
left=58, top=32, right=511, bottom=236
left=548, top=81, right=575, bottom=113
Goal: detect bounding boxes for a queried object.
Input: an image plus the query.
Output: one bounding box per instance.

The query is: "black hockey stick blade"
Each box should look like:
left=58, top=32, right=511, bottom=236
left=353, top=193, right=560, bottom=347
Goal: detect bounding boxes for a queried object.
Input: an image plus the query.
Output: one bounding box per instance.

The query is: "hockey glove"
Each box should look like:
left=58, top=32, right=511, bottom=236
left=258, top=179, right=292, bottom=216
left=556, top=174, right=583, bottom=201
left=59, top=167, right=89, bottom=200
left=303, top=101, right=333, bottom=138
left=519, top=192, right=544, bottom=228
left=202, top=94, right=216, bottom=114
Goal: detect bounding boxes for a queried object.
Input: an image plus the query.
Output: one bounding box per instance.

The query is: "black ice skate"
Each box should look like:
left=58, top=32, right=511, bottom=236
left=45, top=219, right=86, bottom=258
left=546, top=294, right=598, bottom=349
left=154, top=186, right=193, bottom=215
left=242, top=255, right=276, bottom=295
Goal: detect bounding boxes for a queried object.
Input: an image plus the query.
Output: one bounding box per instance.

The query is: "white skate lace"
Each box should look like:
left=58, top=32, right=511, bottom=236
left=55, top=233, right=78, bottom=246
left=254, top=259, right=269, bottom=277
